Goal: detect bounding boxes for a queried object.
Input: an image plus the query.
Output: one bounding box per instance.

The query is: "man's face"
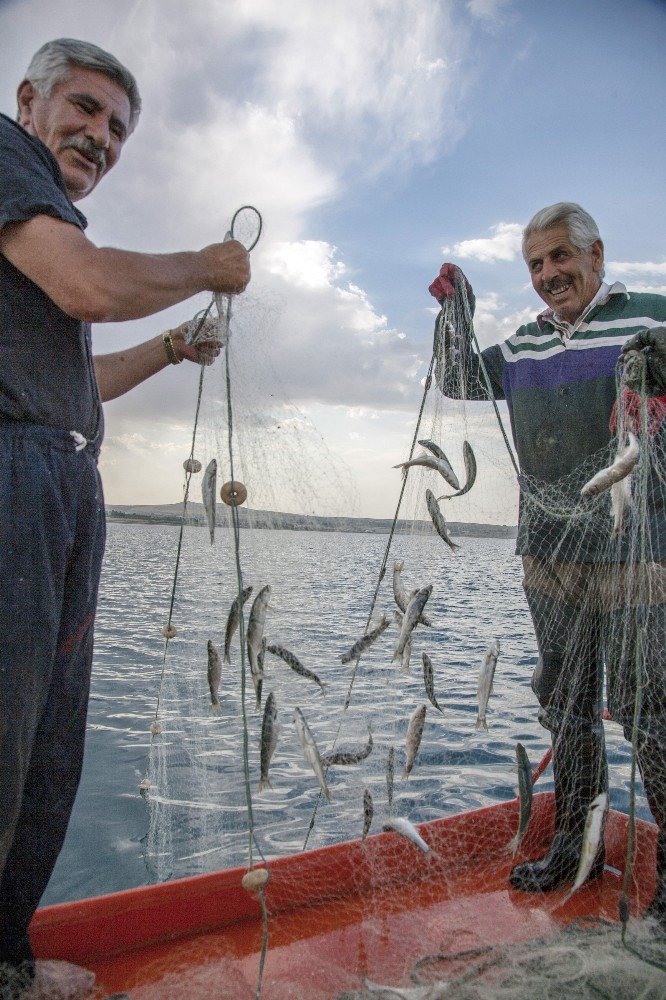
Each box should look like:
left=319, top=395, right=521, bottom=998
left=525, top=223, right=604, bottom=325
left=17, top=66, right=131, bottom=201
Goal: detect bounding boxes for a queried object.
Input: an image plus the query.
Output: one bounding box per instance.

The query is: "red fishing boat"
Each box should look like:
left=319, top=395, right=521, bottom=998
left=29, top=791, right=658, bottom=999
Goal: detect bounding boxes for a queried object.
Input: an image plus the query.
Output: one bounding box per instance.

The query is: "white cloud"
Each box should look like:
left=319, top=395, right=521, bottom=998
left=442, top=222, right=523, bottom=263
left=608, top=260, right=666, bottom=276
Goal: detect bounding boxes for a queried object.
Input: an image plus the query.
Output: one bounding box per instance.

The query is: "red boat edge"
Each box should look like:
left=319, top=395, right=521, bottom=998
left=30, top=793, right=658, bottom=966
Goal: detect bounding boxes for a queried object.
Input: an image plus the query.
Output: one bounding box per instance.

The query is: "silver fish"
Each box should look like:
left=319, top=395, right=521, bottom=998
left=393, top=561, right=431, bottom=626
left=393, top=586, right=432, bottom=662
left=476, top=639, right=500, bottom=730
left=610, top=475, right=632, bottom=537
left=439, top=440, right=477, bottom=500
left=293, top=707, right=332, bottom=801
left=403, top=704, right=427, bottom=778
left=394, top=452, right=460, bottom=492
left=258, top=692, right=279, bottom=791
left=255, top=637, right=266, bottom=711
left=392, top=611, right=412, bottom=673
left=564, top=792, right=608, bottom=901
left=266, top=643, right=326, bottom=692
left=247, top=585, right=270, bottom=704
left=207, top=639, right=222, bottom=713
left=362, top=977, right=442, bottom=999
left=322, top=724, right=373, bottom=766
left=417, top=440, right=461, bottom=491
left=340, top=614, right=390, bottom=664
left=507, top=742, right=533, bottom=855
left=425, top=489, right=460, bottom=551
left=422, top=652, right=443, bottom=714
left=223, top=585, right=253, bottom=663
left=201, top=458, right=217, bottom=544
left=581, top=432, right=639, bottom=498
left=387, top=746, right=395, bottom=811
left=362, top=788, right=373, bottom=840
left=382, top=816, right=431, bottom=854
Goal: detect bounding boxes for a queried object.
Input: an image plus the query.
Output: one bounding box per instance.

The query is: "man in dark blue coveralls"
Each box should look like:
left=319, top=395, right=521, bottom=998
left=0, top=38, right=250, bottom=998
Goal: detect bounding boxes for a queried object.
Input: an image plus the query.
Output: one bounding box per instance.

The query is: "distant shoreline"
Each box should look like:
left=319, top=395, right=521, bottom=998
left=105, top=503, right=517, bottom=539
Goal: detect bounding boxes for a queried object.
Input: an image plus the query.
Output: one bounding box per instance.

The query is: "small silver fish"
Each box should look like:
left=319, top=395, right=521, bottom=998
left=507, top=742, right=533, bottom=855
left=340, top=614, right=391, bottom=664
left=610, top=475, right=632, bottom=537
left=392, top=561, right=431, bottom=626
left=438, top=440, right=477, bottom=500
left=404, top=704, right=427, bottom=778
left=394, top=451, right=460, bottom=492
left=322, top=724, right=373, bottom=766
left=223, top=585, right=253, bottom=663
left=362, top=789, right=373, bottom=840
left=258, top=692, right=279, bottom=791
left=207, top=639, right=222, bottom=713
left=266, top=643, right=326, bottom=692
left=393, top=586, right=432, bottom=662
left=255, top=637, right=266, bottom=712
left=563, top=792, right=608, bottom=902
left=581, top=432, right=639, bottom=498
left=201, top=458, right=217, bottom=544
left=417, top=440, right=461, bottom=491
left=422, top=652, right=443, bottom=714
left=293, top=707, right=332, bottom=801
left=476, top=639, right=500, bottom=730
left=247, top=585, right=270, bottom=704
left=382, top=816, right=431, bottom=854
left=425, top=489, right=460, bottom=551
left=387, top=746, right=395, bottom=811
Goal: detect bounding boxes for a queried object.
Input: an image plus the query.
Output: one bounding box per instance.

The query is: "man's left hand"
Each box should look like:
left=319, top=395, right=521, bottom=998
left=170, top=320, right=222, bottom=367
left=621, top=325, right=666, bottom=395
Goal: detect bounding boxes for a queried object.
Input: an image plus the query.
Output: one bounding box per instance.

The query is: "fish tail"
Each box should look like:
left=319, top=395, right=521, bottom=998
left=258, top=777, right=273, bottom=792
left=223, top=652, right=231, bottom=664
left=506, top=832, right=520, bottom=856
left=210, top=703, right=222, bottom=715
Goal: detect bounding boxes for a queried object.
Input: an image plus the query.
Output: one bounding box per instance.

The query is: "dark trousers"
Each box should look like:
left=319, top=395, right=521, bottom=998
left=0, top=424, right=105, bottom=966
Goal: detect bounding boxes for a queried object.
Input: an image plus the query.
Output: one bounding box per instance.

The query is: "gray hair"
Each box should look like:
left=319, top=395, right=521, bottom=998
left=522, top=202, right=605, bottom=279
left=22, top=38, right=141, bottom=133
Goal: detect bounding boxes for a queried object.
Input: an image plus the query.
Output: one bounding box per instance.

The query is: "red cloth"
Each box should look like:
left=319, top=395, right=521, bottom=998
left=609, top=389, right=666, bottom=436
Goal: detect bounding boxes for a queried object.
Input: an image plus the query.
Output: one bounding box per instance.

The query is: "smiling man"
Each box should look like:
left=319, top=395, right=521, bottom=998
left=431, top=202, right=666, bottom=926
left=0, top=38, right=250, bottom=998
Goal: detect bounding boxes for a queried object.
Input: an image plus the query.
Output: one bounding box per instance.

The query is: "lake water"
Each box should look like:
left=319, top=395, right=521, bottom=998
left=41, top=521, right=651, bottom=906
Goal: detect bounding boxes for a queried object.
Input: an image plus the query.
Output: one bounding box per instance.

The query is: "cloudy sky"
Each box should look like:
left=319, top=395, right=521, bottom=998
left=1, top=0, right=665, bottom=521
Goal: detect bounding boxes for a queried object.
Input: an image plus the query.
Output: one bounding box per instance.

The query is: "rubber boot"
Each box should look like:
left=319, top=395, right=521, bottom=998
left=510, top=718, right=607, bottom=893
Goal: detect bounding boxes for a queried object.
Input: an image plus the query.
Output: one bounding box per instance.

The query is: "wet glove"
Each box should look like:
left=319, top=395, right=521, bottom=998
left=428, top=263, right=475, bottom=314
left=621, top=325, right=666, bottom=395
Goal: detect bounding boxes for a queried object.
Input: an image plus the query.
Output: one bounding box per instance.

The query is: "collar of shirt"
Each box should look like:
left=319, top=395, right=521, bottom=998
left=536, top=281, right=629, bottom=337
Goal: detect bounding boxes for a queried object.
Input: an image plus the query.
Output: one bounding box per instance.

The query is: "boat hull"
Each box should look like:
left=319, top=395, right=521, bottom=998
left=29, top=794, right=657, bottom=999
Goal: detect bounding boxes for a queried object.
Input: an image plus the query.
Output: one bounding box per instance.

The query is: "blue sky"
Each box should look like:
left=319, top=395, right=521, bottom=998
left=1, top=0, right=664, bottom=520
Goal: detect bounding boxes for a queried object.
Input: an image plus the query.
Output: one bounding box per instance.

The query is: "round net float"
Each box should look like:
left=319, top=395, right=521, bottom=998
left=241, top=867, right=269, bottom=892
left=150, top=720, right=162, bottom=736
left=138, top=778, right=150, bottom=793
left=220, top=480, right=248, bottom=506
left=162, top=624, right=177, bottom=639
left=183, top=458, right=202, bottom=473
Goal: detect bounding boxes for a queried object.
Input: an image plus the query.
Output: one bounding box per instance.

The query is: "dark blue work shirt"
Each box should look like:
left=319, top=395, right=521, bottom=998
left=0, top=113, right=103, bottom=443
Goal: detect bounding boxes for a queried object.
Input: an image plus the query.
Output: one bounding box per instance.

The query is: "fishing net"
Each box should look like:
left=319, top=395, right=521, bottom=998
left=133, top=233, right=665, bottom=999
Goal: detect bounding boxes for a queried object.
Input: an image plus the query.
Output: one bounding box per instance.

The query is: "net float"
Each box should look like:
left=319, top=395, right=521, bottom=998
left=183, top=458, right=202, bottom=473
left=162, top=624, right=177, bottom=639
left=241, top=868, right=269, bottom=891
left=220, top=480, right=247, bottom=506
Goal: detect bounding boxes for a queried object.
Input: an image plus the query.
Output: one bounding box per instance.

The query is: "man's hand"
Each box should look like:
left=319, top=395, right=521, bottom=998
left=170, top=321, right=222, bottom=367
left=621, top=325, right=666, bottom=395
left=429, top=263, right=474, bottom=308
left=199, top=240, right=250, bottom=296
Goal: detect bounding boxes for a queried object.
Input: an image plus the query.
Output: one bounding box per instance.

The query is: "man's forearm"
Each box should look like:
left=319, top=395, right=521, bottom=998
left=94, top=334, right=174, bottom=401
left=0, top=215, right=249, bottom=323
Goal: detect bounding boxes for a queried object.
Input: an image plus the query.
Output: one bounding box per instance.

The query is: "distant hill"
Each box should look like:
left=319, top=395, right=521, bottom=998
left=106, top=502, right=517, bottom=539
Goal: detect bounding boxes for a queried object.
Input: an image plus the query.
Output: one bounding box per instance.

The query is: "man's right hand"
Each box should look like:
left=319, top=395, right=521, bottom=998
left=200, top=240, right=251, bottom=295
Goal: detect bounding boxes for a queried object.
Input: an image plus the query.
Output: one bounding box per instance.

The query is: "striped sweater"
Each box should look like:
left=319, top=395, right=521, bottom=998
left=436, top=283, right=666, bottom=557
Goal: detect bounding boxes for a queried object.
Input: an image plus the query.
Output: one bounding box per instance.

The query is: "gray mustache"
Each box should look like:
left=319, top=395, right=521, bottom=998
left=62, top=138, right=106, bottom=171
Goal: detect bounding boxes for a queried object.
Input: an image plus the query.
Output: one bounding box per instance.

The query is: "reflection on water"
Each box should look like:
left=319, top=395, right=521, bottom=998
left=42, top=522, right=650, bottom=905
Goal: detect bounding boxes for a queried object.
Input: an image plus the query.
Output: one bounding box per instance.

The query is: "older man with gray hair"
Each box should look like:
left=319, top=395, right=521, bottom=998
left=431, top=202, right=666, bottom=926
left=0, top=38, right=250, bottom=996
